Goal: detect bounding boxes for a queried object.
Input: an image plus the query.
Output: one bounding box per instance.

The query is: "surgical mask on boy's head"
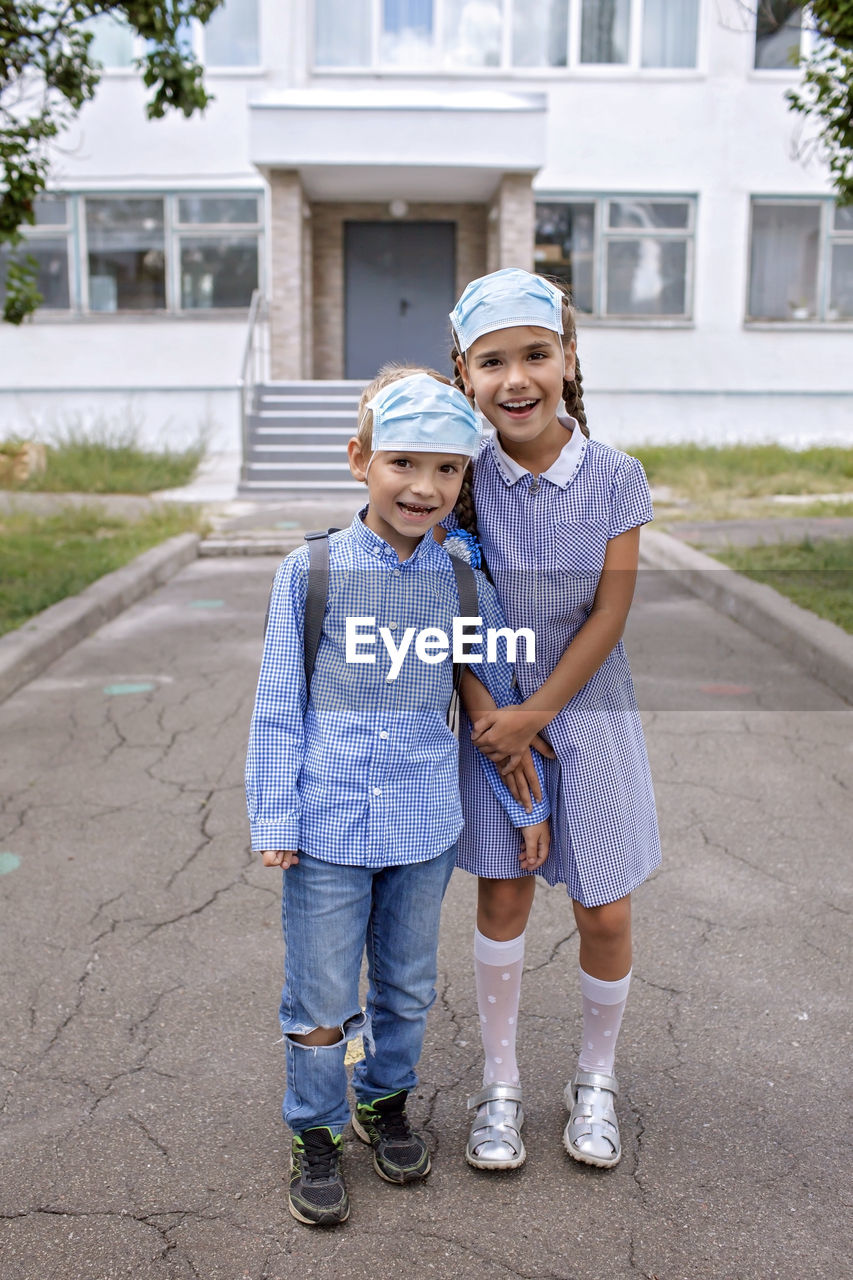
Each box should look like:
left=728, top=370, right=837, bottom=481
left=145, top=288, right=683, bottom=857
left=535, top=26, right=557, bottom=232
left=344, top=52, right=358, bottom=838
left=361, top=373, right=482, bottom=475
left=450, top=267, right=564, bottom=353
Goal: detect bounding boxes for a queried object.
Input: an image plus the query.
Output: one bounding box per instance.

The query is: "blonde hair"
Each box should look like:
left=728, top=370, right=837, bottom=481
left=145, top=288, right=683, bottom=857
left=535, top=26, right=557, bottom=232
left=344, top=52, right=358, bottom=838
left=356, top=362, right=452, bottom=456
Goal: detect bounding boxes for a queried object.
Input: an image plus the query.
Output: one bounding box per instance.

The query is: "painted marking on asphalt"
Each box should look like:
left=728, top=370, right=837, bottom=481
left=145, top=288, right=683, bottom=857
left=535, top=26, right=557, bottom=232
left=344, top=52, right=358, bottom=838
left=274, top=521, right=299, bottom=529
left=0, top=852, right=21, bottom=875
left=103, top=682, right=156, bottom=696
left=700, top=683, right=753, bottom=696
left=188, top=599, right=225, bottom=609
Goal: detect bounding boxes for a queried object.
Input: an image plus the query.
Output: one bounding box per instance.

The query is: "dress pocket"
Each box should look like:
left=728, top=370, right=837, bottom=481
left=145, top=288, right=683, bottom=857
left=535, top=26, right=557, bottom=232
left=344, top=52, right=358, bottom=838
left=553, top=520, right=609, bottom=578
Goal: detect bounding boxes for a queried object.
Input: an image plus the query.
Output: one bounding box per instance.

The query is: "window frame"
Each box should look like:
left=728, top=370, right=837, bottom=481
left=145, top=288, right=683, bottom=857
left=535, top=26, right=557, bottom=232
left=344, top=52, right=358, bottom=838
left=745, top=195, right=853, bottom=325
left=2, top=190, right=265, bottom=320
left=534, top=192, right=697, bottom=325
left=310, top=0, right=703, bottom=75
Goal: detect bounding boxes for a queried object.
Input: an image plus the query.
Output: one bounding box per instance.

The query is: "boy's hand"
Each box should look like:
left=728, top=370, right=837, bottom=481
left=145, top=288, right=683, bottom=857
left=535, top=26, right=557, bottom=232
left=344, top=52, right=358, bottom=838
left=260, top=850, right=299, bottom=868
left=518, top=820, right=550, bottom=871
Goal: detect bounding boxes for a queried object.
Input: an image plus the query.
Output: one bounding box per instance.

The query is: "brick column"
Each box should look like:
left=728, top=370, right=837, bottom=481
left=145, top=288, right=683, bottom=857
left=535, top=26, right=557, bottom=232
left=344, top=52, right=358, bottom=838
left=487, top=173, right=535, bottom=273
left=269, top=170, right=308, bottom=380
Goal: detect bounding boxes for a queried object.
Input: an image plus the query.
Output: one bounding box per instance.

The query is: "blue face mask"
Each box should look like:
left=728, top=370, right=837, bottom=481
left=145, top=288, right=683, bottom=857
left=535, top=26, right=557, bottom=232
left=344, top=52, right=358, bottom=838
left=450, top=267, right=564, bottom=353
left=364, top=373, right=482, bottom=460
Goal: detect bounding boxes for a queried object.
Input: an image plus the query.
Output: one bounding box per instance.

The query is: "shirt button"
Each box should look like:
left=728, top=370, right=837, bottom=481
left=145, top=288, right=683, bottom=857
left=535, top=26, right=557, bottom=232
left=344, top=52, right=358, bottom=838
left=388, top=621, right=397, bottom=630
left=379, top=731, right=389, bottom=740
left=372, top=787, right=381, bottom=796
left=392, top=569, right=401, bottom=577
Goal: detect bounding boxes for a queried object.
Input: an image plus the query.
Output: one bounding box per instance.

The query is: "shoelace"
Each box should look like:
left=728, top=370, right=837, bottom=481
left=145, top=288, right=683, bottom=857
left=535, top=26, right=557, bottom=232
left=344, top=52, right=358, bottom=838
left=370, top=1107, right=411, bottom=1142
left=300, top=1136, right=340, bottom=1181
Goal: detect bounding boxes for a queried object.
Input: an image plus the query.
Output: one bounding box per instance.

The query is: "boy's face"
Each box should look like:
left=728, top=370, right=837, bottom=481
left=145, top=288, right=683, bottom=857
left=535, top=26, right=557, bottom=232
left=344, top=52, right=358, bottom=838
left=347, top=442, right=467, bottom=560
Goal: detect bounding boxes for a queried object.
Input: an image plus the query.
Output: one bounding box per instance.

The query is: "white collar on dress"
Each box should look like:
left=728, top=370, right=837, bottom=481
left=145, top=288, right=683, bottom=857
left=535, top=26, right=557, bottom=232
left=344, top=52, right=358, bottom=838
left=490, top=415, right=587, bottom=489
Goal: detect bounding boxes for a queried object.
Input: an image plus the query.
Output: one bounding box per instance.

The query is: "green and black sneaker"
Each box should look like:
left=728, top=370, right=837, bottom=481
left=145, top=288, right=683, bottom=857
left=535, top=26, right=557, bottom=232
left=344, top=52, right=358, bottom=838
left=352, top=1090, right=431, bottom=1184
left=289, top=1127, right=349, bottom=1226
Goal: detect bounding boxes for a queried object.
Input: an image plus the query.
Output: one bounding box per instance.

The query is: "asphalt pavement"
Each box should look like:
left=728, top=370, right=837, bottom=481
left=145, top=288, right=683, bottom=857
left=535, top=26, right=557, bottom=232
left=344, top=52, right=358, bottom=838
left=2, top=509, right=851, bottom=1278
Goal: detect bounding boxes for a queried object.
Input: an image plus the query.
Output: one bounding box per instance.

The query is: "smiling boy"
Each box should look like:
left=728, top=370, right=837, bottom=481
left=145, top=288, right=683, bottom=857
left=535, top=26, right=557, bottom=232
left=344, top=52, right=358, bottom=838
left=245, top=366, right=550, bottom=1226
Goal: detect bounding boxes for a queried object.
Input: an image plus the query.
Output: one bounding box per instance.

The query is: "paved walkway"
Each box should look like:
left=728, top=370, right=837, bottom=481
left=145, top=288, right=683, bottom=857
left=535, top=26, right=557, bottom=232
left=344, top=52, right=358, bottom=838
left=1, top=545, right=850, bottom=1279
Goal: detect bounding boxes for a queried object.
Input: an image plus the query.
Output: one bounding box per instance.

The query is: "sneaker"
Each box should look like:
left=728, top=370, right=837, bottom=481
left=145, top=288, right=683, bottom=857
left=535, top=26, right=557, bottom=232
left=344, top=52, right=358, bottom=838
left=288, top=1127, right=350, bottom=1226
left=351, top=1090, right=431, bottom=1184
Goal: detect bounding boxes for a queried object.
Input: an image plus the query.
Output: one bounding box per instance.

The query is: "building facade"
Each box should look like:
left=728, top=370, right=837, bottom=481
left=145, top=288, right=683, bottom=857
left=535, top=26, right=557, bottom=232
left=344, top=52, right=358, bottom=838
left=1, top=0, right=850, bottom=451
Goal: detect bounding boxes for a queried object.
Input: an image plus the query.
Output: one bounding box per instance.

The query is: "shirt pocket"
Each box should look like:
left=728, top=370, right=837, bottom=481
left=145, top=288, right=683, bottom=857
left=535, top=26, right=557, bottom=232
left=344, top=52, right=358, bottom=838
left=553, top=520, right=609, bottom=579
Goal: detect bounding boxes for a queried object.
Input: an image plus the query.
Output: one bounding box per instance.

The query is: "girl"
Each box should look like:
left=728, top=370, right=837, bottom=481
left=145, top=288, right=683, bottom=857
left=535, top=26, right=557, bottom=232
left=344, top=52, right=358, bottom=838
left=447, top=268, right=661, bottom=1172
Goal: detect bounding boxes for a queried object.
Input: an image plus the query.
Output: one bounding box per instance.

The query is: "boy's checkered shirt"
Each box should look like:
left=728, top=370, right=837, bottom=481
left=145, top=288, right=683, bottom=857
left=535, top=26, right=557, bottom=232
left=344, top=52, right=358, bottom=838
left=246, top=513, right=549, bottom=866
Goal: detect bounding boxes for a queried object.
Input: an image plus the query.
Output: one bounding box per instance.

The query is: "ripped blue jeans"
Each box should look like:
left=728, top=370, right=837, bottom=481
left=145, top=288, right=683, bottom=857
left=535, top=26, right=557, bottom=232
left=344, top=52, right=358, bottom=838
left=279, top=845, right=457, bottom=1135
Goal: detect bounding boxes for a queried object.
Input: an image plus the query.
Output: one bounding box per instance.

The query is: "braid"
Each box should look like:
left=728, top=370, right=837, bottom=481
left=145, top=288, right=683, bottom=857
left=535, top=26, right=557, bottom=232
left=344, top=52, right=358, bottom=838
left=448, top=340, right=482, bottom=540
left=546, top=277, right=590, bottom=438
left=563, top=353, right=589, bottom=438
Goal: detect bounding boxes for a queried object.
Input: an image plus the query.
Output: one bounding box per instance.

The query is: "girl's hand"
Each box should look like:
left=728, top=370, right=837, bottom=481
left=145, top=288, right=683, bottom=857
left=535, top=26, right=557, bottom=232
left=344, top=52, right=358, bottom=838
left=260, top=850, right=299, bottom=868
left=471, top=705, right=541, bottom=772
left=503, top=740, right=554, bottom=810
left=519, top=820, right=550, bottom=870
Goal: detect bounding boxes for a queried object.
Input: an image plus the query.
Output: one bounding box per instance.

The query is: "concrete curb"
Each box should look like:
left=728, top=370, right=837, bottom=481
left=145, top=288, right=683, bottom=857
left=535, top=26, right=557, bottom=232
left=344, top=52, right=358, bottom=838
left=640, top=527, right=853, bottom=705
left=0, top=532, right=200, bottom=703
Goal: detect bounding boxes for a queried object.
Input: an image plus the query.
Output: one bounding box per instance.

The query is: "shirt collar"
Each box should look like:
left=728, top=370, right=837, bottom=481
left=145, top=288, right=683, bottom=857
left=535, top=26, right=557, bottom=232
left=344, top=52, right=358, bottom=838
left=489, top=415, right=587, bottom=490
left=350, top=507, right=440, bottom=567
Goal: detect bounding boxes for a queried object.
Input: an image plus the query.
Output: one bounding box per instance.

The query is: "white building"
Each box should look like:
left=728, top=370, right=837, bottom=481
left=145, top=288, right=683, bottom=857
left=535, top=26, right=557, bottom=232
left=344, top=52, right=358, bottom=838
left=1, top=0, right=850, bottom=458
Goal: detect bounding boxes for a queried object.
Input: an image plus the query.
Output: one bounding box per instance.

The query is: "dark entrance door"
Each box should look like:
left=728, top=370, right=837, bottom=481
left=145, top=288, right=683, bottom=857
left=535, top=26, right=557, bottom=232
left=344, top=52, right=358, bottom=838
left=344, top=221, right=456, bottom=379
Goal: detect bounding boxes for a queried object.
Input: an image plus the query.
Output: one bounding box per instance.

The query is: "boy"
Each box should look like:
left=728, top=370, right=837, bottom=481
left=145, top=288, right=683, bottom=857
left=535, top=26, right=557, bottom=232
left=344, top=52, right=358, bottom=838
left=245, top=368, right=549, bottom=1225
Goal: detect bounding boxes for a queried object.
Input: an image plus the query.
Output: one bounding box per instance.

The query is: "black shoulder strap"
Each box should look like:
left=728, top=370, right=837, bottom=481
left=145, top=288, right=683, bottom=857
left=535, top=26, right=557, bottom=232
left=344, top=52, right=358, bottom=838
left=447, top=551, right=478, bottom=624
left=446, top=552, right=479, bottom=708
left=303, top=529, right=340, bottom=691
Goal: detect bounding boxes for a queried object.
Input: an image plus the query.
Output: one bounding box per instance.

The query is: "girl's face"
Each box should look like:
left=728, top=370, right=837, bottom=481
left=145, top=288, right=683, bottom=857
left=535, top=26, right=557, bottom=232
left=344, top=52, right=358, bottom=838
left=457, top=325, right=575, bottom=460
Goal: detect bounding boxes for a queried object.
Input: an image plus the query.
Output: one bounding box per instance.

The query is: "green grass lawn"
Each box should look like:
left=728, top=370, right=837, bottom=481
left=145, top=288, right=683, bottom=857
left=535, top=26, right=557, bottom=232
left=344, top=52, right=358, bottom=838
left=1, top=429, right=204, bottom=494
left=714, top=537, right=853, bottom=635
left=0, top=505, right=204, bottom=637
left=632, top=444, right=853, bottom=502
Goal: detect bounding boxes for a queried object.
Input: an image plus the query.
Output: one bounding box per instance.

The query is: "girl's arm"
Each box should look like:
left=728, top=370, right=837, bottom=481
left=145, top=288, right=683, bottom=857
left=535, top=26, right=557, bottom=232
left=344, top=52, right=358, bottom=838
left=471, top=527, right=640, bottom=770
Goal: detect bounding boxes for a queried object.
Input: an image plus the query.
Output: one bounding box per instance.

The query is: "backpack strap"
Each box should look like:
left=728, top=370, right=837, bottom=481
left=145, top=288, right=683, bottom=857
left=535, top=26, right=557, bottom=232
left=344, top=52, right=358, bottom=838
left=446, top=551, right=479, bottom=708
left=303, top=529, right=340, bottom=691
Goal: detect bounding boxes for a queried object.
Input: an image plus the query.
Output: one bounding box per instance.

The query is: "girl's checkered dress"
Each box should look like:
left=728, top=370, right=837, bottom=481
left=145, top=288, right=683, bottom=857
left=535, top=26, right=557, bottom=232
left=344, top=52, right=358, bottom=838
left=457, top=427, right=661, bottom=907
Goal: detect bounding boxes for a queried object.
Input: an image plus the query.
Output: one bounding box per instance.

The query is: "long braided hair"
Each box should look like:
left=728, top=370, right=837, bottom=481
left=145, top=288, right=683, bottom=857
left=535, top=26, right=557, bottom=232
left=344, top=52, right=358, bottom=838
left=450, top=277, right=589, bottom=541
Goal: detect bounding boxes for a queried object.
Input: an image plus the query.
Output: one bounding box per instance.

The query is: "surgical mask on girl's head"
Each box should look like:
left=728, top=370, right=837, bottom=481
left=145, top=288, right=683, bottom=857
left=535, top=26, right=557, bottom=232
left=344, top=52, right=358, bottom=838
left=450, top=268, right=564, bottom=353
left=362, top=373, right=482, bottom=459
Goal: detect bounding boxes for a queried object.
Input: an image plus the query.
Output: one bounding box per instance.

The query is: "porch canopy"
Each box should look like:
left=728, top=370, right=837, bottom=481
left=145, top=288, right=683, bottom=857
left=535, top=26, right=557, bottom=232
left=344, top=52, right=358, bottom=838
left=248, top=89, right=547, bottom=200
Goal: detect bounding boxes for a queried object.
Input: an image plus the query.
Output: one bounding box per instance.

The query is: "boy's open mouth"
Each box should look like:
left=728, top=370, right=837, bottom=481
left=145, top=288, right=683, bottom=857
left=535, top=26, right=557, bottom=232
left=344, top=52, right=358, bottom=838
left=397, top=502, right=436, bottom=516
left=500, top=399, right=539, bottom=417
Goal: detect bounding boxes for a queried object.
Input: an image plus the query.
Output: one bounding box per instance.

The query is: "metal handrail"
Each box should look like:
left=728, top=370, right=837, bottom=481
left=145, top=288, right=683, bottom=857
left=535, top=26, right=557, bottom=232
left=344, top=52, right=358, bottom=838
left=239, top=289, right=269, bottom=475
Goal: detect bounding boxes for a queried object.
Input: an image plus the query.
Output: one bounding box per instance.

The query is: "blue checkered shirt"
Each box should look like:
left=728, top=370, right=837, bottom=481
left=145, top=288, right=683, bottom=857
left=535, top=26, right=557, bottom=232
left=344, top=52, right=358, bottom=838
left=246, top=513, right=549, bottom=866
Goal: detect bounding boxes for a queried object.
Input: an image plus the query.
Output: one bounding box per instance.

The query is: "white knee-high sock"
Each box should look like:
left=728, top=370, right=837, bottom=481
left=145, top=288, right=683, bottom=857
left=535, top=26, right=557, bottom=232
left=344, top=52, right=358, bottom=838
left=475, top=929, right=525, bottom=1086
left=577, top=966, right=632, bottom=1076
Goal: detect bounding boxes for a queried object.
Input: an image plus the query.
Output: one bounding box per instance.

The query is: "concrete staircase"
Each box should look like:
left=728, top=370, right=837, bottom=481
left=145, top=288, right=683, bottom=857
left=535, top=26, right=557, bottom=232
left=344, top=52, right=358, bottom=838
left=239, top=380, right=366, bottom=495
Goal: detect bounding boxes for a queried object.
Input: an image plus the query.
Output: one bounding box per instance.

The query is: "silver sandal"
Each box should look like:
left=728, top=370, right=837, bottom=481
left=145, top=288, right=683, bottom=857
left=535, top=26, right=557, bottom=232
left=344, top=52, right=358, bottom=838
left=562, top=1070, right=621, bottom=1168
left=466, top=1083, right=526, bottom=1170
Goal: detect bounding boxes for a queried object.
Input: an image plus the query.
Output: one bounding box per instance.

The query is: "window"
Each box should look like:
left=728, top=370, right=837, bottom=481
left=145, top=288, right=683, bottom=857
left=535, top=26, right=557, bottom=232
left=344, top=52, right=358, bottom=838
left=86, top=197, right=167, bottom=311
left=203, top=0, right=261, bottom=67
left=0, top=197, right=73, bottom=311
left=85, top=0, right=260, bottom=70
left=313, top=0, right=698, bottom=70
left=176, top=196, right=262, bottom=309
left=753, top=1, right=803, bottom=69
left=535, top=196, right=695, bottom=319
left=748, top=199, right=853, bottom=322
left=1, top=192, right=263, bottom=317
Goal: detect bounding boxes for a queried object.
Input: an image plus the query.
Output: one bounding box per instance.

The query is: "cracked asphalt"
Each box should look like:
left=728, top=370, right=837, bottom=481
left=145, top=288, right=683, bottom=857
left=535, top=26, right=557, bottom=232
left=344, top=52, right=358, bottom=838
left=1, top=556, right=851, bottom=1280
